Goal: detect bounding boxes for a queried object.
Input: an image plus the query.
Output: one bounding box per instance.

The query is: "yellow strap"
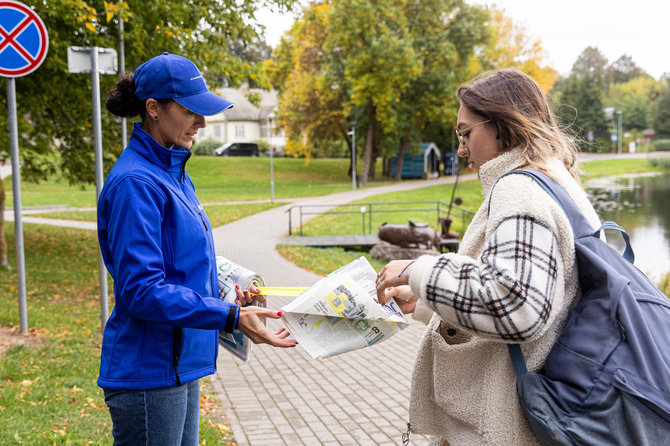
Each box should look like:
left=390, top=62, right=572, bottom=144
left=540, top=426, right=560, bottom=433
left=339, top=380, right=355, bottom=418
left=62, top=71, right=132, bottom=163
left=255, top=286, right=309, bottom=297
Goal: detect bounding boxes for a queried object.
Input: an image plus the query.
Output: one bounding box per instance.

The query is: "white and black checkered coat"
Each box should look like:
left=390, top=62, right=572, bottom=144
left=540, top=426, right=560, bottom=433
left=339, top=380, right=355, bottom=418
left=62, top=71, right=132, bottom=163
left=407, top=147, right=602, bottom=446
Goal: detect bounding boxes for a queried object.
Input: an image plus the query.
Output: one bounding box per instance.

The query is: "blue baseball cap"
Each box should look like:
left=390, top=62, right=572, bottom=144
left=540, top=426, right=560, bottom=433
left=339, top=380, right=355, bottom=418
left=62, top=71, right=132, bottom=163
left=134, top=52, right=233, bottom=116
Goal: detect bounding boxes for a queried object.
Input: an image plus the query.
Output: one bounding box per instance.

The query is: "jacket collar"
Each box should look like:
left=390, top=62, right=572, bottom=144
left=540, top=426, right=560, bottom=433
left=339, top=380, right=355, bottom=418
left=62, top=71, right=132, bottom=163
left=127, top=122, right=191, bottom=174
left=479, top=146, right=526, bottom=197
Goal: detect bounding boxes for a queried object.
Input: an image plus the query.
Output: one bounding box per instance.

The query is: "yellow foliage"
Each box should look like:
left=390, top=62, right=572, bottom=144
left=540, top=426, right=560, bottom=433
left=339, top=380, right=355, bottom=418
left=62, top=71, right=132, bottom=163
left=74, top=0, right=98, bottom=33
left=476, top=5, right=558, bottom=93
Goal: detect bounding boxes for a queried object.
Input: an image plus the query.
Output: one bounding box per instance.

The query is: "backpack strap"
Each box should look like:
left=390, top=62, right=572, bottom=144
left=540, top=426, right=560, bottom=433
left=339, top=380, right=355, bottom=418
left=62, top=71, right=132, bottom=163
left=491, top=169, right=636, bottom=379
left=508, top=344, right=528, bottom=376
left=491, top=169, right=634, bottom=263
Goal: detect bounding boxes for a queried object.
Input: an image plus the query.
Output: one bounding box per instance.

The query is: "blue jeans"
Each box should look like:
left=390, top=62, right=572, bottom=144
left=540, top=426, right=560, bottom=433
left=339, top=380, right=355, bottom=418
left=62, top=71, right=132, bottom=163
left=104, top=380, right=200, bottom=446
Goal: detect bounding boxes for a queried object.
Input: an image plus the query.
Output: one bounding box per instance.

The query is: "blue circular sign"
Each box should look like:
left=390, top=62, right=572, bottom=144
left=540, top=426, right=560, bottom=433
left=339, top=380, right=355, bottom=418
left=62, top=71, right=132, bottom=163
left=0, top=0, right=48, bottom=77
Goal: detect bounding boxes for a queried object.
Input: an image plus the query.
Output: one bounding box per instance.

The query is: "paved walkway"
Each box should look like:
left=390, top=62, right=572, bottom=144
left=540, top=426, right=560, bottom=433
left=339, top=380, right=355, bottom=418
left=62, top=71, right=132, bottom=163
left=209, top=175, right=479, bottom=446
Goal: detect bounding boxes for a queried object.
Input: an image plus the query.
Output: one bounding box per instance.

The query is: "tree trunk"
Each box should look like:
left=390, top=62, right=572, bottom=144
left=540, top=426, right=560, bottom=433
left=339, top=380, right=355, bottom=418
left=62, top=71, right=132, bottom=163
left=360, top=106, right=376, bottom=186
left=368, top=138, right=378, bottom=180
left=342, top=126, right=354, bottom=178
left=395, top=135, right=409, bottom=180
left=0, top=177, right=10, bottom=270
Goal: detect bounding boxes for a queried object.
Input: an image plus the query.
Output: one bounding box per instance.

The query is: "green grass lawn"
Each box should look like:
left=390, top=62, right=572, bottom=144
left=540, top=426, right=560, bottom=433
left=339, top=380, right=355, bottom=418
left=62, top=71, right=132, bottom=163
left=579, top=158, right=668, bottom=177
left=0, top=224, right=234, bottom=445
left=28, top=210, right=97, bottom=222
left=296, top=179, right=483, bottom=237
left=5, top=156, right=389, bottom=208
left=276, top=245, right=388, bottom=276
left=30, top=202, right=282, bottom=228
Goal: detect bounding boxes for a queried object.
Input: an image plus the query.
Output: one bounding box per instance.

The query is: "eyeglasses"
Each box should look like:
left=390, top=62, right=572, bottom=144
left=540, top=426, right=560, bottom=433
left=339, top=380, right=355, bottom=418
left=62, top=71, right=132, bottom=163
left=454, top=120, right=490, bottom=145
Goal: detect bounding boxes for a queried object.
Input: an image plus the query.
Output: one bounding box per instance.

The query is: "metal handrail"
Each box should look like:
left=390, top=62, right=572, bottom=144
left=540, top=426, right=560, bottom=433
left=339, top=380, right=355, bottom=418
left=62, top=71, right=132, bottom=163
left=285, top=201, right=475, bottom=236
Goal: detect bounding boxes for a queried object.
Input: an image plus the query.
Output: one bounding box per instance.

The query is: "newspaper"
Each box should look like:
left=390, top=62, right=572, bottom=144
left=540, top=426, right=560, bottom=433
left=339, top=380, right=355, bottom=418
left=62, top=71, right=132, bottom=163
left=216, top=256, right=266, bottom=361
left=280, top=256, right=408, bottom=358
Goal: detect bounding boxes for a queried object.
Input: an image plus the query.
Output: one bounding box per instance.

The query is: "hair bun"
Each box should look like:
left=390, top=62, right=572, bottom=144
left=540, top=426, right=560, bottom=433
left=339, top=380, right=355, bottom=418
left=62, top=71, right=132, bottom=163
left=106, top=72, right=143, bottom=118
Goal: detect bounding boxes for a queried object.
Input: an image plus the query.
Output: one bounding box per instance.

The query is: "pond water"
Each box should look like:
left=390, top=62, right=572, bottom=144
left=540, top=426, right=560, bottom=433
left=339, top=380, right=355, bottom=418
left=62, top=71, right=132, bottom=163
left=584, top=173, right=670, bottom=284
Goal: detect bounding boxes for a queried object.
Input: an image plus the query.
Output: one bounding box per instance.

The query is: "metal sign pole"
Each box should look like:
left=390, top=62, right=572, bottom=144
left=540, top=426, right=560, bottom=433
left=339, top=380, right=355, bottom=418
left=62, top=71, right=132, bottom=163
left=90, top=47, right=109, bottom=328
left=7, top=77, right=28, bottom=333
left=67, top=45, right=116, bottom=332
left=119, top=17, right=127, bottom=148
left=1, top=0, right=51, bottom=334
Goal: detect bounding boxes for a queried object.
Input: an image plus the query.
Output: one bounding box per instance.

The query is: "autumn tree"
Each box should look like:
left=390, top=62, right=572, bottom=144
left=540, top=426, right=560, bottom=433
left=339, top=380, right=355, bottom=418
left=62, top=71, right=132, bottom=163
left=324, top=0, right=424, bottom=185
left=390, top=0, right=489, bottom=179
left=271, top=0, right=493, bottom=183
left=470, top=5, right=557, bottom=92
left=608, top=54, right=648, bottom=85
left=266, top=2, right=350, bottom=160
left=571, top=46, right=610, bottom=92
left=607, top=76, right=662, bottom=130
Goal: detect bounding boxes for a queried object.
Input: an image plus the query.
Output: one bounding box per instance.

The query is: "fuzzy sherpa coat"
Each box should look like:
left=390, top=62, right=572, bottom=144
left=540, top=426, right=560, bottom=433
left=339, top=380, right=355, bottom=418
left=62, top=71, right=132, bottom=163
left=407, top=147, right=601, bottom=446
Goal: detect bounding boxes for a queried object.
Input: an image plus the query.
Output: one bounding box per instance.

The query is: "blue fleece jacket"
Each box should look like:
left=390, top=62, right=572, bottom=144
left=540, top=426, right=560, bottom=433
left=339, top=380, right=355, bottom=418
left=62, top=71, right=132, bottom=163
left=97, top=123, right=239, bottom=390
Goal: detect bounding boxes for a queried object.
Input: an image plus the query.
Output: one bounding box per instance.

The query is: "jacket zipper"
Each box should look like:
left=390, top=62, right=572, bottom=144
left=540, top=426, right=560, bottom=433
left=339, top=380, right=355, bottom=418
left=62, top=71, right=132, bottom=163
left=172, top=327, right=183, bottom=385
left=198, top=209, right=222, bottom=362
left=198, top=211, right=218, bottom=294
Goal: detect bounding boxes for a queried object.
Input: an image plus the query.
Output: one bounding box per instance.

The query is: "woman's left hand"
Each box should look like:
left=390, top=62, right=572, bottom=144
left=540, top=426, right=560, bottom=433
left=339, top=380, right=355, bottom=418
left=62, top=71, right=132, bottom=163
left=237, top=307, right=297, bottom=348
left=376, top=259, right=415, bottom=304
left=384, top=286, right=418, bottom=314
left=235, top=284, right=267, bottom=305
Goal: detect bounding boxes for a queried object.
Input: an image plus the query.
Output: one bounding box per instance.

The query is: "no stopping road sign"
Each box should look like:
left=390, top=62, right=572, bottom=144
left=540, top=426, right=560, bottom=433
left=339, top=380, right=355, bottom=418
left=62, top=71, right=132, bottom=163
left=0, top=0, right=49, bottom=78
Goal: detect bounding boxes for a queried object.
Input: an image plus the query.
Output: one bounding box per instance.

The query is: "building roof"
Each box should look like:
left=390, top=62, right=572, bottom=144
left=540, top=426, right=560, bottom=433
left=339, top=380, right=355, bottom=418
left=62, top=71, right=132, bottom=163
left=215, top=85, right=278, bottom=122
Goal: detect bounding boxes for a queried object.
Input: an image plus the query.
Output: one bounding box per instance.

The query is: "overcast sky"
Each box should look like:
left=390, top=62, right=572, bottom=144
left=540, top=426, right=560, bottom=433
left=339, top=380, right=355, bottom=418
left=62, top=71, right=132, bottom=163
left=256, top=0, right=670, bottom=79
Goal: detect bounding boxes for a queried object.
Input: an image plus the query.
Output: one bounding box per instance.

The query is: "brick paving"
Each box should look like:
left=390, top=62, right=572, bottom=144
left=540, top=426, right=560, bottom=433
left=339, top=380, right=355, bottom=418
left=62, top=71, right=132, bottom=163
left=209, top=177, right=477, bottom=446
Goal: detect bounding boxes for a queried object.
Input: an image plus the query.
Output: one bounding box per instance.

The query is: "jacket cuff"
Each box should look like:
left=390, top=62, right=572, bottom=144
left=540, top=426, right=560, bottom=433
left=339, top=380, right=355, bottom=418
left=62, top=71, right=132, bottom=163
left=408, top=254, right=440, bottom=298
left=224, top=305, right=240, bottom=333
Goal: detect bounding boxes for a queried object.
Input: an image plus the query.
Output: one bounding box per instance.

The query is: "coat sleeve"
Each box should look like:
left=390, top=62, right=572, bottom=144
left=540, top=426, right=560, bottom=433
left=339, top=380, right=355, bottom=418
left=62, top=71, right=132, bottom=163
left=101, top=177, right=239, bottom=332
left=408, top=215, right=560, bottom=342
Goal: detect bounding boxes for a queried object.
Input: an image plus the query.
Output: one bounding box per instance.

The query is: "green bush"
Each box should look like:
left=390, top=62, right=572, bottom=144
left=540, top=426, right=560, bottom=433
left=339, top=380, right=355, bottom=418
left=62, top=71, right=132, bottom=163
left=649, top=158, right=670, bottom=169
left=652, top=139, right=670, bottom=151
left=315, top=139, right=348, bottom=158
left=191, top=138, right=222, bottom=156
left=254, top=139, right=270, bottom=155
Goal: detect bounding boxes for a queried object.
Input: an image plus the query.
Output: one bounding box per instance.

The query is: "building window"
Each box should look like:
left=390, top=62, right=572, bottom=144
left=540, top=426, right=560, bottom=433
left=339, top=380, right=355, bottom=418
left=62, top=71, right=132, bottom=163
left=198, top=128, right=205, bottom=138
left=214, top=125, right=221, bottom=138
left=235, top=125, right=245, bottom=138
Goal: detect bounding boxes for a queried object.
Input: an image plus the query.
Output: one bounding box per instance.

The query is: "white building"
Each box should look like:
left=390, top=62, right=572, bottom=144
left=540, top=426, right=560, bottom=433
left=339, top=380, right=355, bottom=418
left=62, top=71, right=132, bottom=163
left=198, top=85, right=286, bottom=151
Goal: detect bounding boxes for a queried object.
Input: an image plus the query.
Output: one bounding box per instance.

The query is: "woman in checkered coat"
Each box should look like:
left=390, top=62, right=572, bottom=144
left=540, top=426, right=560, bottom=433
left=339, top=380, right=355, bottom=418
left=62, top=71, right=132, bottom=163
left=375, top=69, right=602, bottom=446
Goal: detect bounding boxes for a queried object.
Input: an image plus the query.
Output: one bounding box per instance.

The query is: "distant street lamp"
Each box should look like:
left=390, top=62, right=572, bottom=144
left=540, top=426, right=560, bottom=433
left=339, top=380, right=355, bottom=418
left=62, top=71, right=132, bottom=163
left=617, top=110, right=623, bottom=155
left=269, top=117, right=275, bottom=202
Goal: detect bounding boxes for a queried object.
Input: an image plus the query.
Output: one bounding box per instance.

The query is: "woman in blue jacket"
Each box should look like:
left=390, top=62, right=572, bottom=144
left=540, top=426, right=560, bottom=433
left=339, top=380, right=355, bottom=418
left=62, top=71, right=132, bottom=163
left=99, top=53, right=296, bottom=445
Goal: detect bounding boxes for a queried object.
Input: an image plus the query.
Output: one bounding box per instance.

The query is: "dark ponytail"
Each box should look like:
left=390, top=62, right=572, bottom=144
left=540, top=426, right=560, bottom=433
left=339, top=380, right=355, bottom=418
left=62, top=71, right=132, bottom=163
left=106, top=72, right=144, bottom=119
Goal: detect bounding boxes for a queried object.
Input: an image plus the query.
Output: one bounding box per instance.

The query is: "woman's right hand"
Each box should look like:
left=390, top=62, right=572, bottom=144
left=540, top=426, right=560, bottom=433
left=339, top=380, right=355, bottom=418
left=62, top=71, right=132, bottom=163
left=237, top=307, right=298, bottom=348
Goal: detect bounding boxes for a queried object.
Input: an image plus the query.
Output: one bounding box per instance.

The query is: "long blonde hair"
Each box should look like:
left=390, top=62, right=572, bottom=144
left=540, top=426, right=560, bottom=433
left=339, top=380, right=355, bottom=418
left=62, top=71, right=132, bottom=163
left=458, top=69, right=579, bottom=180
